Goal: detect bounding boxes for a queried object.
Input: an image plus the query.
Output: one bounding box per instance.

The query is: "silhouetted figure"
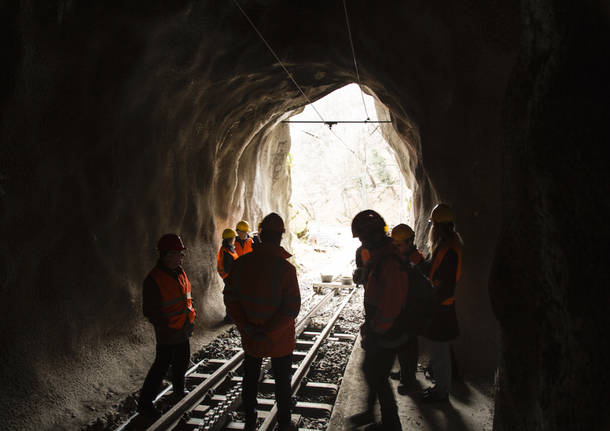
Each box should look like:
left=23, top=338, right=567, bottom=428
left=138, top=234, right=196, bottom=418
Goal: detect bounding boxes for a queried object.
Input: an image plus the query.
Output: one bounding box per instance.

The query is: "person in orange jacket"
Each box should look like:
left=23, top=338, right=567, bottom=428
left=235, top=220, right=254, bottom=257
left=217, top=228, right=239, bottom=323
left=217, top=228, right=239, bottom=280
left=224, top=213, right=301, bottom=431
left=138, top=234, right=196, bottom=418
left=420, top=203, right=463, bottom=402
left=349, top=210, right=407, bottom=431
left=389, top=223, right=425, bottom=395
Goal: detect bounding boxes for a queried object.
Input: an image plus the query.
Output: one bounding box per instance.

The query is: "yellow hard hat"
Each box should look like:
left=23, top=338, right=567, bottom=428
left=236, top=220, right=250, bottom=232
left=429, top=203, right=454, bottom=223
left=391, top=223, right=415, bottom=241
left=222, top=228, right=236, bottom=239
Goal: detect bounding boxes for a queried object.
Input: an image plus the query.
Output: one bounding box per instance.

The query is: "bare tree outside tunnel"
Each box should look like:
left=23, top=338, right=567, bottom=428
left=288, top=84, right=413, bottom=279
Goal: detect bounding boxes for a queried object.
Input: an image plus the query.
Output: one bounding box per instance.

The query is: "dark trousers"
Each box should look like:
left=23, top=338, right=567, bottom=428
left=139, top=340, right=190, bottom=409
left=362, top=344, right=402, bottom=429
left=243, top=353, right=293, bottom=429
left=397, top=336, right=418, bottom=384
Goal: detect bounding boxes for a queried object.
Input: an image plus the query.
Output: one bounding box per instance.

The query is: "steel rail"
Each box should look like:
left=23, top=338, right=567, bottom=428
left=258, top=288, right=358, bottom=431
left=147, top=350, right=244, bottom=431
left=295, top=289, right=335, bottom=336
left=114, top=357, right=211, bottom=431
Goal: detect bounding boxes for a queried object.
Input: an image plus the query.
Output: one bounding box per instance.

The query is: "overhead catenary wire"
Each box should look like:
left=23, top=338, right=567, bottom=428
left=342, top=0, right=370, bottom=121
left=232, top=0, right=326, bottom=124
left=232, top=0, right=384, bottom=153
left=282, top=120, right=392, bottom=124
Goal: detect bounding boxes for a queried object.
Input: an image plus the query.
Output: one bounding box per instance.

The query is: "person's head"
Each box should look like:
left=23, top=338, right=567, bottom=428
left=259, top=212, right=285, bottom=245
left=222, top=228, right=236, bottom=247
left=391, top=223, right=415, bottom=256
left=351, top=210, right=388, bottom=249
left=157, top=233, right=186, bottom=269
left=427, top=203, right=462, bottom=254
left=236, top=220, right=250, bottom=240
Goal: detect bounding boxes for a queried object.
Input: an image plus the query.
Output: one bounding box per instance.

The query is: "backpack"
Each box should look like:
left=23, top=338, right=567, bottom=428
left=372, top=254, right=437, bottom=338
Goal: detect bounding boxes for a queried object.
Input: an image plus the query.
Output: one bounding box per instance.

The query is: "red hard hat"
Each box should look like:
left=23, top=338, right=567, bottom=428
left=259, top=212, right=285, bottom=233
left=157, top=233, right=186, bottom=252
left=351, top=210, right=386, bottom=238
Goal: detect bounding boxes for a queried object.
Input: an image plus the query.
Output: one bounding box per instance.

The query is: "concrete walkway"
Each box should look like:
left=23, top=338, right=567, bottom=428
left=328, top=335, right=494, bottom=431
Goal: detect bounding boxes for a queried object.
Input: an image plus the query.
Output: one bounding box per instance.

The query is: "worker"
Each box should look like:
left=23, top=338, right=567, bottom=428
left=348, top=210, right=407, bottom=431
left=224, top=213, right=301, bottom=431
left=138, top=234, right=196, bottom=418
left=420, top=203, right=463, bottom=402
left=217, top=228, right=239, bottom=323
left=251, top=222, right=262, bottom=247
left=389, top=223, right=425, bottom=395
left=235, top=220, right=254, bottom=257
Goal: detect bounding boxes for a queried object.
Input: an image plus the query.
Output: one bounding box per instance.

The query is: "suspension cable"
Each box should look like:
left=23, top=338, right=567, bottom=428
left=232, top=0, right=376, bottom=151
left=342, top=0, right=370, bottom=120
left=232, top=0, right=326, bottom=123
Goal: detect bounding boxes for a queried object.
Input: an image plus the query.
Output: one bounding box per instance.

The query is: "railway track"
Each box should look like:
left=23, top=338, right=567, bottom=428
left=117, top=286, right=358, bottom=431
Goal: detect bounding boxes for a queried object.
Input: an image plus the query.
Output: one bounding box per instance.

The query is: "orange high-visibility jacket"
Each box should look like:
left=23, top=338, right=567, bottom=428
left=217, top=246, right=239, bottom=279
left=429, top=239, right=462, bottom=305
left=364, top=239, right=409, bottom=334
left=235, top=236, right=254, bottom=257
left=224, top=242, right=301, bottom=358
left=149, top=267, right=196, bottom=330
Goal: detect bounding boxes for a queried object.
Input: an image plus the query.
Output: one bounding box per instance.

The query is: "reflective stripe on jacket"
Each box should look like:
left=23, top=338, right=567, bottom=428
left=235, top=237, right=254, bottom=257
left=224, top=242, right=301, bottom=358
left=217, top=246, right=239, bottom=279
left=429, top=239, right=462, bottom=305
left=149, top=267, right=196, bottom=330
left=363, top=239, right=409, bottom=335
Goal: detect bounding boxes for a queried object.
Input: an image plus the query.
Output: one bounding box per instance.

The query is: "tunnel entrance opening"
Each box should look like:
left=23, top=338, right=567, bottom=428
left=287, top=83, right=414, bottom=281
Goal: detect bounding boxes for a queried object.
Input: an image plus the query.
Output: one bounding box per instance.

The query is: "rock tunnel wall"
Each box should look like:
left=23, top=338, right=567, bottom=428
left=2, top=1, right=608, bottom=430
left=490, top=1, right=610, bottom=429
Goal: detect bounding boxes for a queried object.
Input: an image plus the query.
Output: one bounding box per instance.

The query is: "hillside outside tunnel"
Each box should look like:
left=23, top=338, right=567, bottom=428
left=2, top=1, right=610, bottom=430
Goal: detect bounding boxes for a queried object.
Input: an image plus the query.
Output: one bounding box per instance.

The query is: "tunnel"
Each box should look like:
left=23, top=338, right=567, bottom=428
left=1, top=1, right=610, bottom=430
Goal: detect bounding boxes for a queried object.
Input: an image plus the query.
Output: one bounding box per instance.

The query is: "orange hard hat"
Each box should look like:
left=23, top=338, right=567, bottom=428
left=157, top=234, right=186, bottom=252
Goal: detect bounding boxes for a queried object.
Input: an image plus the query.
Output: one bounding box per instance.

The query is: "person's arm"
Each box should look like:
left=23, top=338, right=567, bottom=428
left=434, top=250, right=458, bottom=303
left=355, top=246, right=363, bottom=268
left=223, top=265, right=248, bottom=330
left=353, top=246, right=367, bottom=284
left=262, top=265, right=301, bottom=333
left=223, top=251, right=234, bottom=275
left=143, top=275, right=166, bottom=327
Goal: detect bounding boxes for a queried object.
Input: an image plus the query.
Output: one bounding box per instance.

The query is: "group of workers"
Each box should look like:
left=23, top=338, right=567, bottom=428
left=215, top=220, right=259, bottom=322
left=350, top=203, right=462, bottom=430
left=136, top=204, right=462, bottom=431
left=137, top=213, right=300, bottom=431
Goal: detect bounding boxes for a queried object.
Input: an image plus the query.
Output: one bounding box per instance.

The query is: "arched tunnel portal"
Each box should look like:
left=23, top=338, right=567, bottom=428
left=1, top=1, right=610, bottom=430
